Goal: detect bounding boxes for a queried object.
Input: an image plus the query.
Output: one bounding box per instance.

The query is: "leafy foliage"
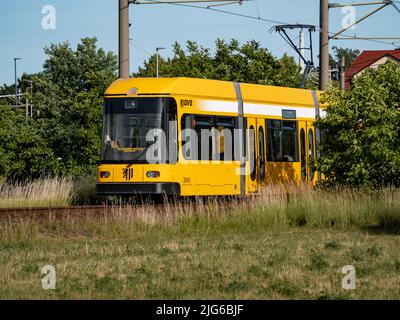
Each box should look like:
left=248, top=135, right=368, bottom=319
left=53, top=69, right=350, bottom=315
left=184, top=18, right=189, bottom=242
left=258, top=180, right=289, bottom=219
left=0, top=37, right=118, bottom=180
left=329, top=46, right=360, bottom=71
left=136, top=39, right=302, bottom=88
left=328, top=47, right=360, bottom=82
left=319, top=62, right=400, bottom=187
left=34, top=38, right=117, bottom=176
left=0, top=106, right=58, bottom=180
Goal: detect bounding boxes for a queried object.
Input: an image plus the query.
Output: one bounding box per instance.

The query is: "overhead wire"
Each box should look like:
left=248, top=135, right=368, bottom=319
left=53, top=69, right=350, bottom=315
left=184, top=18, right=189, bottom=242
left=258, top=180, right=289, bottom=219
left=135, top=0, right=399, bottom=47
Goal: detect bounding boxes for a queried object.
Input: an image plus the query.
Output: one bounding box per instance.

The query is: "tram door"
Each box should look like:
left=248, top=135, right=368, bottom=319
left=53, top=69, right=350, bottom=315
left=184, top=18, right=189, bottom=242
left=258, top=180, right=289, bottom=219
left=247, top=118, right=266, bottom=193
left=298, top=121, right=316, bottom=183
left=247, top=118, right=258, bottom=193
left=257, top=119, right=266, bottom=184
left=307, top=124, right=316, bottom=183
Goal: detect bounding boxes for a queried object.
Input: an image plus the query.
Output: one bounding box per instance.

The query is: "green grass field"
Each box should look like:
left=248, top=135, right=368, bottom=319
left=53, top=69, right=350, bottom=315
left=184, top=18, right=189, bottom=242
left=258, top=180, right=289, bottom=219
left=0, top=186, right=399, bottom=299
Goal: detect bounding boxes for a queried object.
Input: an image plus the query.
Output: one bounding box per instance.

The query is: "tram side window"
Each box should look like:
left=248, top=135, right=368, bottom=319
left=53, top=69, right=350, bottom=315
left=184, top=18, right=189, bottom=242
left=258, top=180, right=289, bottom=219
left=266, top=120, right=299, bottom=162
left=196, top=115, right=214, bottom=161
left=182, top=115, right=237, bottom=161
left=216, top=117, right=236, bottom=161
left=182, top=115, right=195, bottom=160
left=165, top=98, right=178, bottom=164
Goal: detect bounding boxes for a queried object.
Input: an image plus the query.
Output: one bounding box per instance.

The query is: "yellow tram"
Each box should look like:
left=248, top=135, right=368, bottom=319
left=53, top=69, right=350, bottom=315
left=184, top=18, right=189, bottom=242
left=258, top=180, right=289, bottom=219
left=96, top=77, right=324, bottom=196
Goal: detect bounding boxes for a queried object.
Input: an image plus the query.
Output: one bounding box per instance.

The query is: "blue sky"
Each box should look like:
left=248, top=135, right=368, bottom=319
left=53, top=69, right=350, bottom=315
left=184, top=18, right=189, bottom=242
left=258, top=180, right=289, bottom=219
left=0, top=0, right=399, bottom=85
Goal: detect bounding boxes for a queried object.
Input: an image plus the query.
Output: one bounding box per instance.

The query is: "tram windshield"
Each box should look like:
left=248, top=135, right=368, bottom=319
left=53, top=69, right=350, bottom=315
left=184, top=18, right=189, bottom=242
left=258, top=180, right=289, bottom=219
left=101, top=97, right=177, bottom=164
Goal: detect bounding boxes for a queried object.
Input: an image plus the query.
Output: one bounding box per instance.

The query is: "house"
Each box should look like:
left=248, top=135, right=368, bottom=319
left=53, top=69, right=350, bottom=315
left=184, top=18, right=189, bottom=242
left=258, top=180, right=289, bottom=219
left=345, top=49, right=400, bottom=88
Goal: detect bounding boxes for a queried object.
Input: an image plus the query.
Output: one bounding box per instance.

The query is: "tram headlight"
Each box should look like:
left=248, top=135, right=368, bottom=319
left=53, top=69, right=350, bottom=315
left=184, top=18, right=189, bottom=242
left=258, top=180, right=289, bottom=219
left=146, top=171, right=160, bottom=178
left=100, top=171, right=111, bottom=178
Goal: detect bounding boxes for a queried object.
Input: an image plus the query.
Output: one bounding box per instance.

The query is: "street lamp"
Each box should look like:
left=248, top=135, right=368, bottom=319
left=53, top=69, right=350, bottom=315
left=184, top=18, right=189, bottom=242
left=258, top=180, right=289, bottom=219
left=155, top=47, right=166, bottom=78
left=14, top=57, right=22, bottom=108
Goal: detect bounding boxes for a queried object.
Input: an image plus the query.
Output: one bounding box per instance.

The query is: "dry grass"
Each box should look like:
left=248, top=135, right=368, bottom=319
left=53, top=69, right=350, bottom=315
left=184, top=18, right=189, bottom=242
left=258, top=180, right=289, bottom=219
left=0, top=227, right=399, bottom=299
left=0, top=177, right=75, bottom=208
left=0, top=183, right=399, bottom=299
left=98, top=184, right=400, bottom=231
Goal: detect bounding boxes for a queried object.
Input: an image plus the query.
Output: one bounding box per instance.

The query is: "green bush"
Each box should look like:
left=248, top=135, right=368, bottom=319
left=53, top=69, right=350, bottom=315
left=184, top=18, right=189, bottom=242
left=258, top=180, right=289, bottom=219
left=319, top=62, right=400, bottom=188
left=0, top=37, right=117, bottom=180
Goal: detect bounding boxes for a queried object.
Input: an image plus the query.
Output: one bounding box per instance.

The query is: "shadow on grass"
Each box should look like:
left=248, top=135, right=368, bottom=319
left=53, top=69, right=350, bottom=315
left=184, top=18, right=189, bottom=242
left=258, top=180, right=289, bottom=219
left=364, top=226, right=400, bottom=235
left=366, top=208, right=400, bottom=235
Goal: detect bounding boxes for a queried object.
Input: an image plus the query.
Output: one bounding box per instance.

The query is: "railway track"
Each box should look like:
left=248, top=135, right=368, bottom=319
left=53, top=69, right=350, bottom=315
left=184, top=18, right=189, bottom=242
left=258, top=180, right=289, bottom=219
left=0, top=203, right=196, bottom=220
left=0, top=196, right=265, bottom=221
left=0, top=205, right=114, bottom=220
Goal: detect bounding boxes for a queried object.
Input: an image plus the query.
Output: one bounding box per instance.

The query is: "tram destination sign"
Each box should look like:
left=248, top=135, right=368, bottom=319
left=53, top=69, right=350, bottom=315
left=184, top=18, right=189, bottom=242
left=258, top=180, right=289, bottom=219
left=282, top=109, right=297, bottom=119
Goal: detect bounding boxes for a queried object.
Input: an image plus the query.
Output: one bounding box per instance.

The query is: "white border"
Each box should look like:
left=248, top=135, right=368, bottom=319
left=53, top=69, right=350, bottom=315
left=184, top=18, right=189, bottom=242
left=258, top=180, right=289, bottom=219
left=198, top=100, right=325, bottom=119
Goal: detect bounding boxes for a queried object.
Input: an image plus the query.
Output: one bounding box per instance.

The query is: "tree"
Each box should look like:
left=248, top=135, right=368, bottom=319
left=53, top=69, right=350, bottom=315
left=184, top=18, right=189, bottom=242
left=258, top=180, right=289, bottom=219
left=136, top=39, right=302, bottom=88
left=29, top=37, right=118, bottom=177
left=329, top=46, right=360, bottom=80
left=0, top=83, right=13, bottom=96
left=0, top=106, right=59, bottom=180
left=0, top=37, right=118, bottom=180
left=318, top=61, right=400, bottom=188
left=0, top=106, right=22, bottom=177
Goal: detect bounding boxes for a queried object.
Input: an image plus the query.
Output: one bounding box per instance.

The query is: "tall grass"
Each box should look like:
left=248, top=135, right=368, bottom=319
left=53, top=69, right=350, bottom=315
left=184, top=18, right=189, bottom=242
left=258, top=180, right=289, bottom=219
left=1, top=183, right=399, bottom=246
left=1, top=183, right=399, bottom=300
left=0, top=177, right=75, bottom=208
left=0, top=178, right=399, bottom=231
left=284, top=186, right=400, bottom=229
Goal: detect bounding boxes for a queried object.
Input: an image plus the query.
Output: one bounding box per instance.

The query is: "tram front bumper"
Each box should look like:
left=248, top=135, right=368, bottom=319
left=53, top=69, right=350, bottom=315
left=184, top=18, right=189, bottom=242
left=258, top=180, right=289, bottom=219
left=96, top=182, right=181, bottom=196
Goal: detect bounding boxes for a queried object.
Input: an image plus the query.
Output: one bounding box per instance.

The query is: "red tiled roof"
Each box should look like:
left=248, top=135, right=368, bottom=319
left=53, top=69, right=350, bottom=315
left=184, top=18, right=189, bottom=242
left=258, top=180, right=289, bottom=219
left=345, top=49, right=400, bottom=88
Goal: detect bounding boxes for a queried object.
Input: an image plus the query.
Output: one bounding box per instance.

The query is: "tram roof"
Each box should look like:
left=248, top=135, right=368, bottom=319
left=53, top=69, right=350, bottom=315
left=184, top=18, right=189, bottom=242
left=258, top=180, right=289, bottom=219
left=105, top=77, right=322, bottom=108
